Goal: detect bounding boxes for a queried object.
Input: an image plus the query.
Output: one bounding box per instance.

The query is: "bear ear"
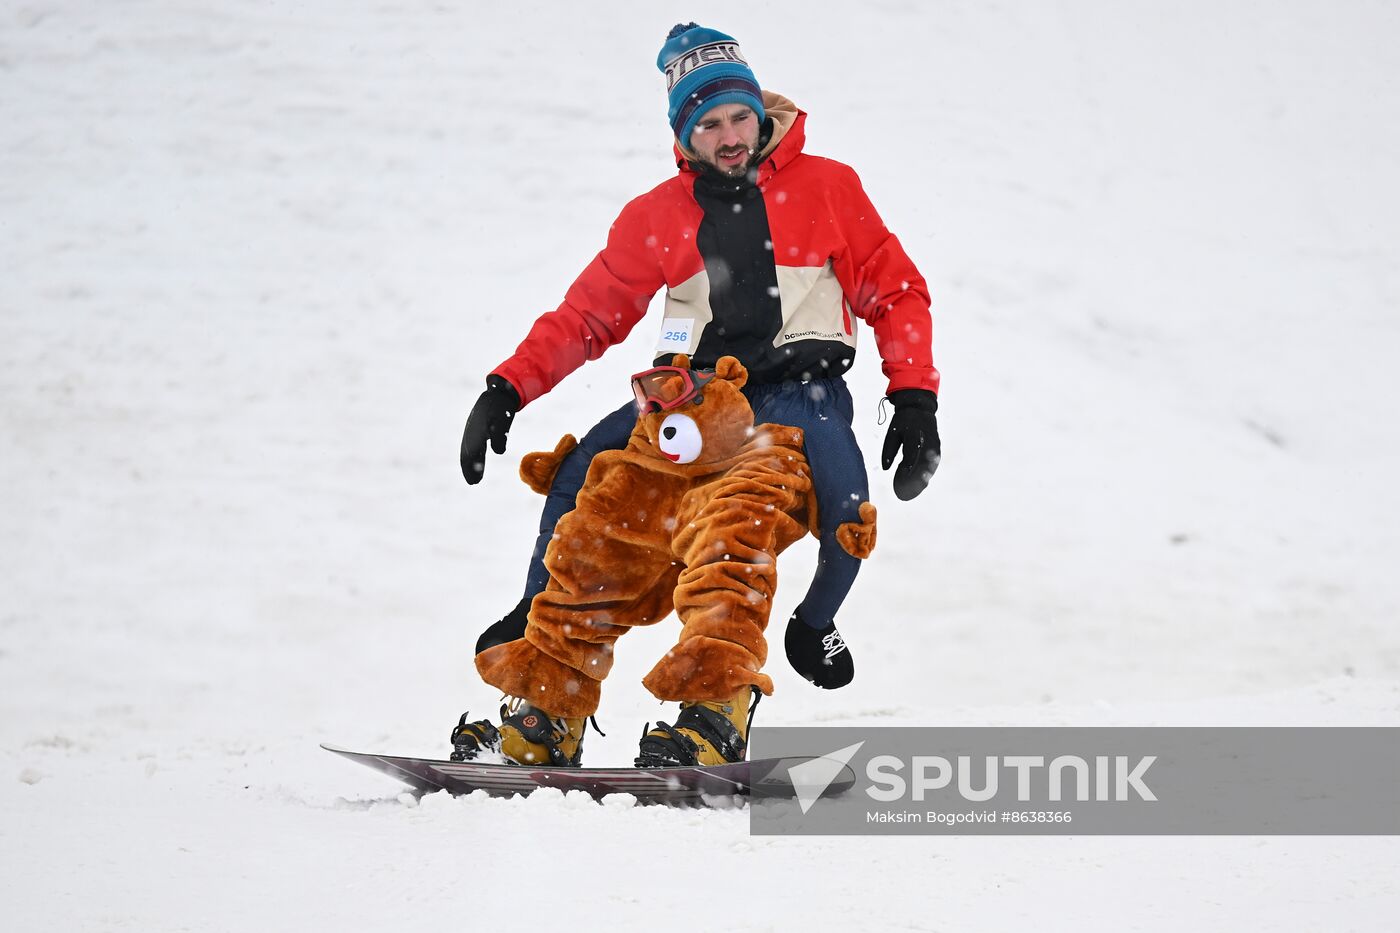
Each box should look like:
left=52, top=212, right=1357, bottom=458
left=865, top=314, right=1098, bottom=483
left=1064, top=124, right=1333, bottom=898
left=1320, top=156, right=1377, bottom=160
left=672, top=353, right=691, bottom=370
left=714, top=355, right=749, bottom=389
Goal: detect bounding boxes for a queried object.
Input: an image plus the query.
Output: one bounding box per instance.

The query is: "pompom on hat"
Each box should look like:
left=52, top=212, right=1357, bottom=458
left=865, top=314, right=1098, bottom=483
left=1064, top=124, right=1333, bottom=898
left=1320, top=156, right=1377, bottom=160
left=657, top=23, right=765, bottom=146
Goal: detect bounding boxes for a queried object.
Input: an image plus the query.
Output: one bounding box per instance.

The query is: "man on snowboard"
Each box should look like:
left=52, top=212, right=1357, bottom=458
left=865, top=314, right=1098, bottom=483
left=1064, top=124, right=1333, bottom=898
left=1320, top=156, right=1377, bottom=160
left=454, top=23, right=941, bottom=768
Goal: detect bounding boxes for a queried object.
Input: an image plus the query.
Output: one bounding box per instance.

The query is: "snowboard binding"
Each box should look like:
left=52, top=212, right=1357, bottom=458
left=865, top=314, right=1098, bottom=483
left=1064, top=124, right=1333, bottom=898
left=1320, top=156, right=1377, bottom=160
left=449, top=713, right=501, bottom=762
left=635, top=686, right=762, bottom=768
left=451, top=700, right=604, bottom=767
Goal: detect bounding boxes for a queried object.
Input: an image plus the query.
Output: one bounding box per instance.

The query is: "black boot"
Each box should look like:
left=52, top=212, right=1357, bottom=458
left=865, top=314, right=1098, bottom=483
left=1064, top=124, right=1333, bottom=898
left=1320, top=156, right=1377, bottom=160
left=474, top=594, right=532, bottom=655
left=784, top=608, right=854, bottom=689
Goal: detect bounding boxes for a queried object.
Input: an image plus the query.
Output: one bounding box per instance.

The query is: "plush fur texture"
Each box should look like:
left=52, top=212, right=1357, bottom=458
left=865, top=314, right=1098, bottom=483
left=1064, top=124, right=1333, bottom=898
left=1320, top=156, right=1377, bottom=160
left=476, top=356, right=877, bottom=718
left=519, top=433, right=577, bottom=495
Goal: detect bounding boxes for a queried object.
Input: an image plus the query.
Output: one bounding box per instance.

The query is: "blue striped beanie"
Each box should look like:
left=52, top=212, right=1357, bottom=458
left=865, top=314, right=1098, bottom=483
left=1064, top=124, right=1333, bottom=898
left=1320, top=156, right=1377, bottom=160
left=657, top=23, right=764, bottom=146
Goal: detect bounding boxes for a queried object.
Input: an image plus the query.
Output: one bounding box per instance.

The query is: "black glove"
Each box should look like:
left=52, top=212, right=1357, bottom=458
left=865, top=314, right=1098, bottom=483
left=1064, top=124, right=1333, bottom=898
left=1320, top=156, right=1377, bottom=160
left=784, top=609, right=854, bottom=689
left=459, top=375, right=521, bottom=485
left=880, top=389, right=940, bottom=501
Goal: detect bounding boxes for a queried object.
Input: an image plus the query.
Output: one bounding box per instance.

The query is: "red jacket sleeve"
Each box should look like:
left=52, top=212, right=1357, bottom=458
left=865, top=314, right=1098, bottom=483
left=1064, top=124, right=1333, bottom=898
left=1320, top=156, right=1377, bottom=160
left=491, top=197, right=666, bottom=407
left=830, top=165, right=940, bottom=396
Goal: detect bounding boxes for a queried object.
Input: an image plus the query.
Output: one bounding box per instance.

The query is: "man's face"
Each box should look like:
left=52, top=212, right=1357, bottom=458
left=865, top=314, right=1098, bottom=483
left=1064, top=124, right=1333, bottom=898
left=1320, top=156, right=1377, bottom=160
left=687, top=103, right=761, bottom=177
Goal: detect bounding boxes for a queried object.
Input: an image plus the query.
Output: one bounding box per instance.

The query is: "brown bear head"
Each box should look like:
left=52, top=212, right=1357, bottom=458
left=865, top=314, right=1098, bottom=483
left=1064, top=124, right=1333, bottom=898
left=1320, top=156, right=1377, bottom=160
left=633, top=355, right=752, bottom=466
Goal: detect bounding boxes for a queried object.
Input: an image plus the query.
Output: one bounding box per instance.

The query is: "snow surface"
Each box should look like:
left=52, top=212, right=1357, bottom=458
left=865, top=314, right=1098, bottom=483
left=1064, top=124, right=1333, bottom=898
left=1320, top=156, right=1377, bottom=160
left=3, top=2, right=1399, bottom=930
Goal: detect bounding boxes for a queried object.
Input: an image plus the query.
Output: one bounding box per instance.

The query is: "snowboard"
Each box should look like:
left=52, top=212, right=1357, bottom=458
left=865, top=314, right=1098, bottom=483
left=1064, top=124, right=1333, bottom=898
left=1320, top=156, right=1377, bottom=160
left=323, top=743, right=855, bottom=807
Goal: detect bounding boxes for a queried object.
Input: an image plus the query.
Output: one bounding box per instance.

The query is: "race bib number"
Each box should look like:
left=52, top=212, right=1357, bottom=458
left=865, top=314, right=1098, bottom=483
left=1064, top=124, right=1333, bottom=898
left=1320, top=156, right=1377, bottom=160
left=656, top=318, right=695, bottom=353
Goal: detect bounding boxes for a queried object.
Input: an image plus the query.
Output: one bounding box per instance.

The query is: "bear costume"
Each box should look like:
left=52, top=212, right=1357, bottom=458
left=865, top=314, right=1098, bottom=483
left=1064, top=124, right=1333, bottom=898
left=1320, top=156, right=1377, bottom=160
left=473, top=355, right=877, bottom=724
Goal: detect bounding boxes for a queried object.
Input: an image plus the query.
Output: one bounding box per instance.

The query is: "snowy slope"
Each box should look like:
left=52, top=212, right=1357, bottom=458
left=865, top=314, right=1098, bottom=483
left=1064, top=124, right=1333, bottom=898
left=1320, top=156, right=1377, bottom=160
left=3, top=2, right=1399, bottom=930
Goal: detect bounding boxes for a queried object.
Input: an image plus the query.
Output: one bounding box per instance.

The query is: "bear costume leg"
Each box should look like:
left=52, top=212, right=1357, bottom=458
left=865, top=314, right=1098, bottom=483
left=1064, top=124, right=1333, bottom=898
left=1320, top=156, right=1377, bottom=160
left=475, top=460, right=684, bottom=718
left=642, top=458, right=812, bottom=704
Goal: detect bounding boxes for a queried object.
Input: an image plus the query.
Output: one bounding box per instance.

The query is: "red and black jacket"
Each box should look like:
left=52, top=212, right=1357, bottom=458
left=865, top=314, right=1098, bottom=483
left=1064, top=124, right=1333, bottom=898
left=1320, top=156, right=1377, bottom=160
left=492, top=93, right=939, bottom=407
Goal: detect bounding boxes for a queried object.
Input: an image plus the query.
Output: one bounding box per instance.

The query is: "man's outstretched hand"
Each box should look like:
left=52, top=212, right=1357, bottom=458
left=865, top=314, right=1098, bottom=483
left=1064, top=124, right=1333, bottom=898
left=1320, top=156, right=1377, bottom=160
left=881, top=389, right=941, bottom=501
left=460, top=375, right=521, bottom=485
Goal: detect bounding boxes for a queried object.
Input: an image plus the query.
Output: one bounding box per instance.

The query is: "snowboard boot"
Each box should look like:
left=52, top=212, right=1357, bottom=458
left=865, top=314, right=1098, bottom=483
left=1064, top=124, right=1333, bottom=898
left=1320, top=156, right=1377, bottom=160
left=635, top=686, right=762, bottom=768
left=450, top=699, right=598, bottom=767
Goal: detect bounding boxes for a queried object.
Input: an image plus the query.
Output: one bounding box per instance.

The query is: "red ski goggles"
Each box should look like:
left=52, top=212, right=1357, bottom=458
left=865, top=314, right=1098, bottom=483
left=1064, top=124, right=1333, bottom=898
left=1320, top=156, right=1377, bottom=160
left=630, top=365, right=717, bottom=413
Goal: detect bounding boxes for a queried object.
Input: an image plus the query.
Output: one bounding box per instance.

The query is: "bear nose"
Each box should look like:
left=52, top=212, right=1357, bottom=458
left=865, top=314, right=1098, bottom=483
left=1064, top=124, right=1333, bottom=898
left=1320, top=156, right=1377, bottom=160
left=663, top=426, right=677, bottom=440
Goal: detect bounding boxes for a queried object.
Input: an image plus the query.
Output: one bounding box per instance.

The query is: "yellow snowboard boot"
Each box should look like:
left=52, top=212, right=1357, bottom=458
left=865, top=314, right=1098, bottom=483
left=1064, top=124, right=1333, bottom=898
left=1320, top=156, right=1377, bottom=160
left=450, top=700, right=593, bottom=767
left=635, top=687, right=761, bottom=768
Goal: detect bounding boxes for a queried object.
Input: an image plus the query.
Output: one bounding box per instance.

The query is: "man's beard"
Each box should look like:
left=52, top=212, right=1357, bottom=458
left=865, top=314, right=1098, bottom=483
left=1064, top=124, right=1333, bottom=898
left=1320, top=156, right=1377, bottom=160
left=697, top=145, right=758, bottom=180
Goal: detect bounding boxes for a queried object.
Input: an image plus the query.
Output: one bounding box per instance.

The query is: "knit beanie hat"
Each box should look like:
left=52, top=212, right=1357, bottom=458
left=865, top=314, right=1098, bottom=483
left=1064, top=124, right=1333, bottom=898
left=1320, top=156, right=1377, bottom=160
left=657, top=23, right=765, bottom=147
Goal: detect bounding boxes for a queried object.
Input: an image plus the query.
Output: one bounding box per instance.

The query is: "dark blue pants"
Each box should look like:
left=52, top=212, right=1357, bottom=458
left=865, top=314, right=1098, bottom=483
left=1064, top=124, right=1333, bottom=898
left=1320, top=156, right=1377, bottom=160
left=523, top=377, right=869, bottom=630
